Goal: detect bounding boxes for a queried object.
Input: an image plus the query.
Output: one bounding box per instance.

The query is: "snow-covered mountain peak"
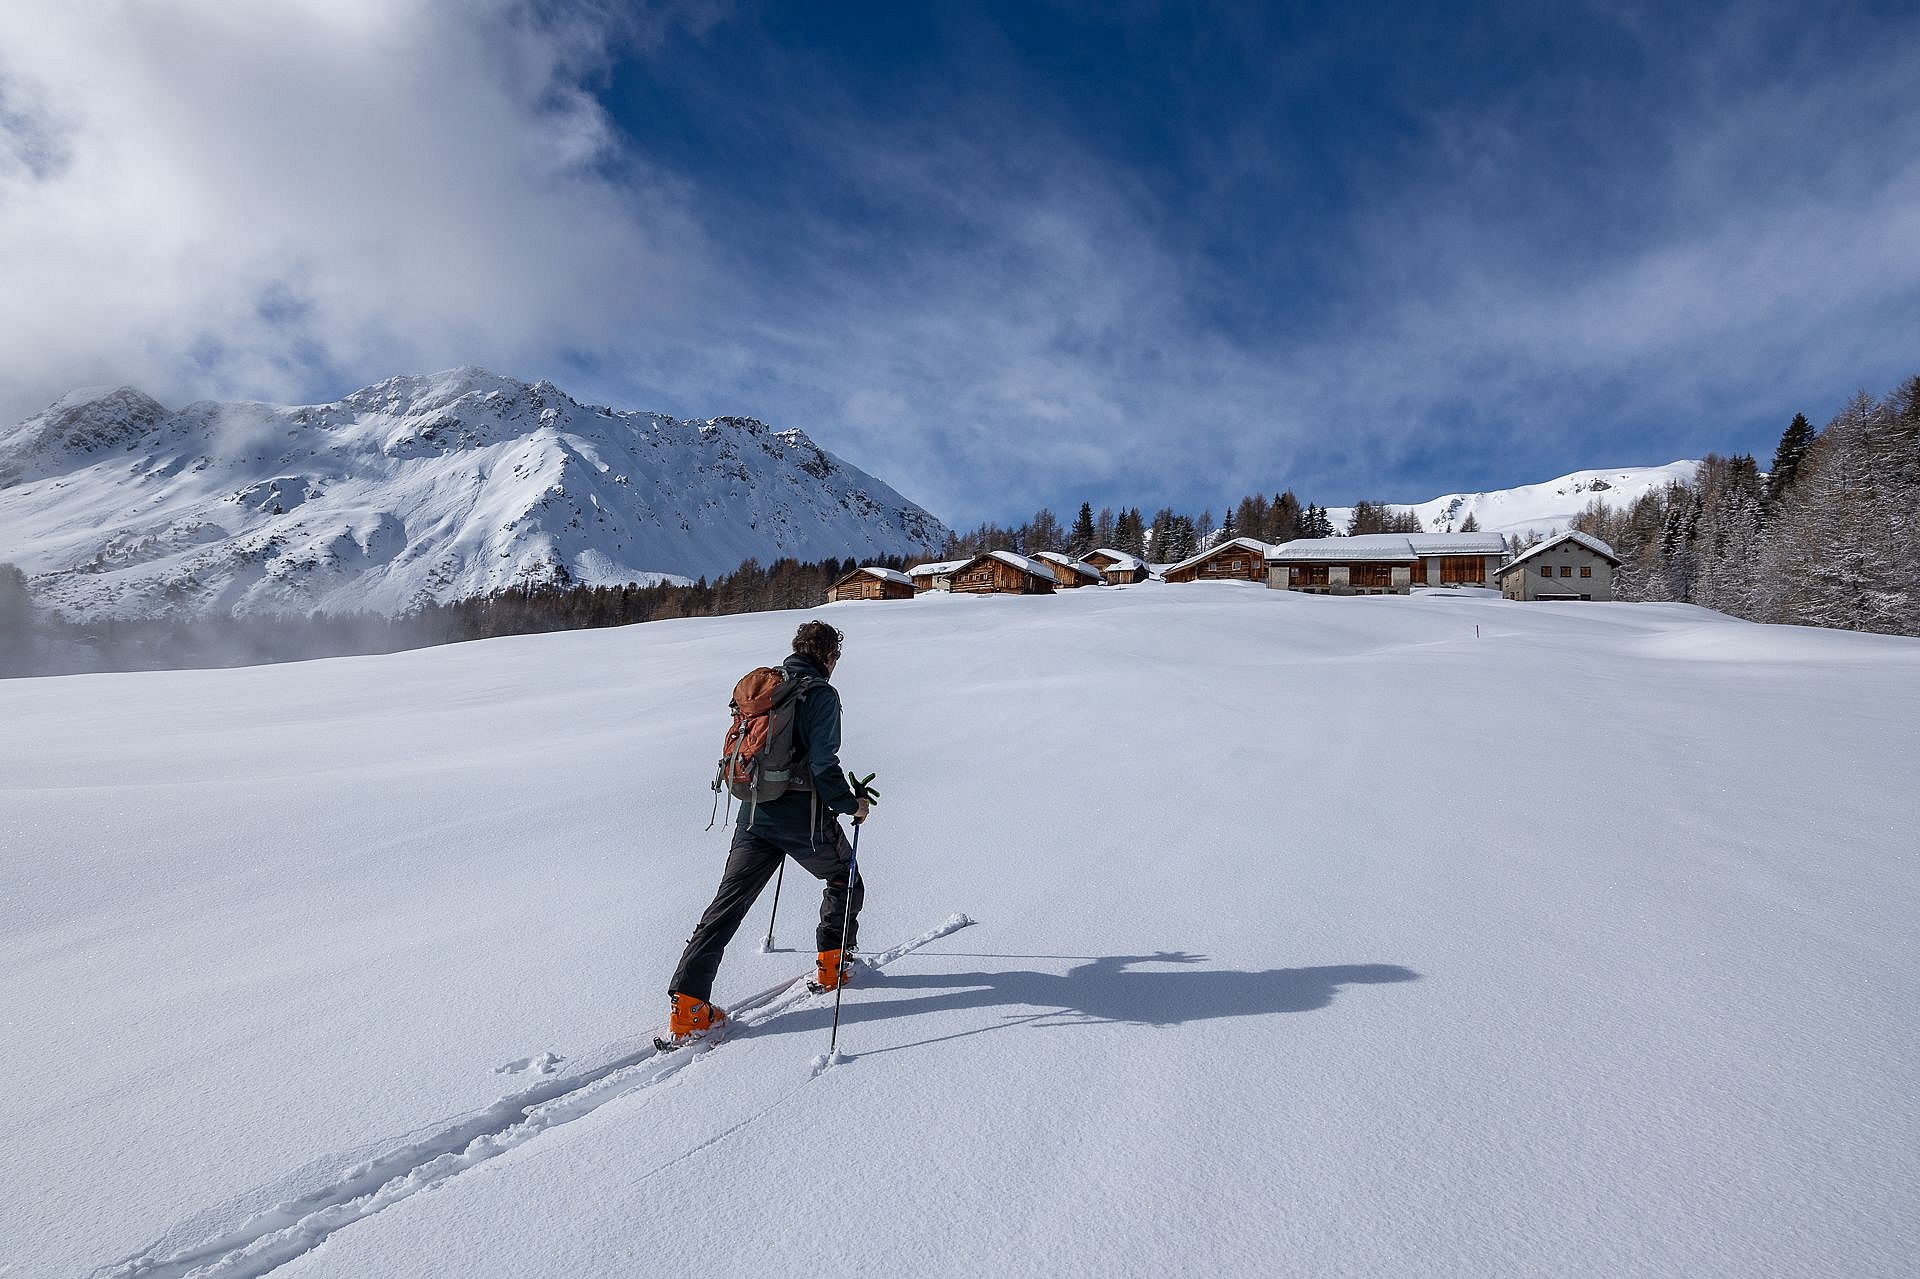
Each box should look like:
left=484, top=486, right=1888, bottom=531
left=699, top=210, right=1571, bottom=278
left=0, top=372, right=950, bottom=620
left=340, top=366, right=530, bottom=416
left=2, top=385, right=171, bottom=471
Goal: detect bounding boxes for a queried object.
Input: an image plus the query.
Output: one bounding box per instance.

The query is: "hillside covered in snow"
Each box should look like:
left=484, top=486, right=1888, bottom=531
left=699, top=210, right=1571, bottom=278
left=1326, top=461, right=1700, bottom=538
left=0, top=369, right=949, bottom=620
left=5, top=583, right=1915, bottom=1277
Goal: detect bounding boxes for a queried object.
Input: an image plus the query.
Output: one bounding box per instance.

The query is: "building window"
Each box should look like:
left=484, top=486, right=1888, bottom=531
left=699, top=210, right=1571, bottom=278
left=1580, top=566, right=1592, bottom=578
left=1539, top=565, right=1553, bottom=578
left=1560, top=565, right=1573, bottom=577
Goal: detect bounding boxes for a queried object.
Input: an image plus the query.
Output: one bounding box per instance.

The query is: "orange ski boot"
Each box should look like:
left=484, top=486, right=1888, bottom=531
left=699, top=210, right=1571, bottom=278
left=655, top=992, right=727, bottom=1051
left=809, top=948, right=850, bottom=994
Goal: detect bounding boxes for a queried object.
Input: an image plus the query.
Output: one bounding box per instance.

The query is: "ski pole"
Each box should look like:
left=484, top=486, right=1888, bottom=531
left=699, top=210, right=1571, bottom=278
left=826, top=819, right=861, bottom=1058
left=761, top=858, right=786, bottom=952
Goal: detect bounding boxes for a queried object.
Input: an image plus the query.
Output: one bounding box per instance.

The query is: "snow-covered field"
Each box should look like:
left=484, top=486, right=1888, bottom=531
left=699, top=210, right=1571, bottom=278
left=5, top=584, right=1916, bottom=1278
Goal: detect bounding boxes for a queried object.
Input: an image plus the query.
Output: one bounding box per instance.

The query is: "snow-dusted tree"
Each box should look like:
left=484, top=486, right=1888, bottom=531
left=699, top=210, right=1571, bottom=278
left=1148, top=508, right=1198, bottom=563
left=1691, top=456, right=1767, bottom=618
left=1458, top=511, right=1480, bottom=533
left=1023, top=507, right=1064, bottom=555
left=1757, top=392, right=1907, bottom=632
left=1096, top=506, right=1116, bottom=548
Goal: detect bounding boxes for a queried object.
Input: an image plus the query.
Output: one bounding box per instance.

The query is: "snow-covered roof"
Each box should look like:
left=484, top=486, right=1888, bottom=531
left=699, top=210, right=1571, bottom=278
left=1267, top=534, right=1417, bottom=563
left=1163, top=537, right=1273, bottom=576
left=1407, top=533, right=1511, bottom=557
left=1035, top=552, right=1104, bottom=581
left=906, top=559, right=970, bottom=576
left=1496, top=529, right=1620, bottom=575
left=1265, top=532, right=1507, bottom=563
left=952, top=550, right=1057, bottom=583
left=856, top=566, right=914, bottom=586
left=991, top=550, right=1056, bottom=582
left=1086, top=548, right=1149, bottom=572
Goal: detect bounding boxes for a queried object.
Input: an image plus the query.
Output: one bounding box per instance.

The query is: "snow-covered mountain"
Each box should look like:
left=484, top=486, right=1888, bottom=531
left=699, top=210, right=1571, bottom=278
left=0, top=368, right=950, bottom=619
left=1326, top=461, right=1700, bottom=539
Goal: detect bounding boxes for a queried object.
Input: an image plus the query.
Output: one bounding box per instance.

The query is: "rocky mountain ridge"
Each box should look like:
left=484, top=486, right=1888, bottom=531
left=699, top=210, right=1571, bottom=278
left=0, top=369, right=949, bottom=620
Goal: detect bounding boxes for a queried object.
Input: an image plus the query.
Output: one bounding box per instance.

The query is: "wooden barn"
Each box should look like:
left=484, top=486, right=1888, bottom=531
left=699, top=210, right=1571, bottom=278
left=1084, top=549, right=1151, bottom=583
left=826, top=566, right=917, bottom=603
left=1035, top=552, right=1105, bottom=588
left=948, top=550, right=1057, bottom=595
left=1266, top=532, right=1508, bottom=595
left=907, top=558, right=970, bottom=591
left=1163, top=537, right=1272, bottom=584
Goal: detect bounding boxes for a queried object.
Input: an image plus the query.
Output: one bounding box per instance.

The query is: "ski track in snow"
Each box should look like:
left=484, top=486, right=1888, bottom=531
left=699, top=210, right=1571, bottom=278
left=95, top=914, right=974, bottom=1279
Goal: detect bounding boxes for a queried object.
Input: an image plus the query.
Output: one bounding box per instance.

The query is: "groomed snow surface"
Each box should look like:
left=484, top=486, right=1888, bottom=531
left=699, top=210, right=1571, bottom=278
left=6, top=584, right=1917, bottom=1278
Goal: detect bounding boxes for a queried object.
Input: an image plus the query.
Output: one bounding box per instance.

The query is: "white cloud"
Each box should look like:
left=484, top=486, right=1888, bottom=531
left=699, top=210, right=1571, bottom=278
left=0, top=0, right=707, bottom=420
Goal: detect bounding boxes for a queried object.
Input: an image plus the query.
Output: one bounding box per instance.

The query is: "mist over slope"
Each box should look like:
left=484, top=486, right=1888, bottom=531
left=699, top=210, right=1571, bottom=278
left=0, top=368, right=949, bottom=620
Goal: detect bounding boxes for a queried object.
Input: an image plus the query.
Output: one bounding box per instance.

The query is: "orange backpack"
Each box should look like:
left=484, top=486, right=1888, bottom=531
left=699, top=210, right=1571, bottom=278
left=713, top=667, right=819, bottom=806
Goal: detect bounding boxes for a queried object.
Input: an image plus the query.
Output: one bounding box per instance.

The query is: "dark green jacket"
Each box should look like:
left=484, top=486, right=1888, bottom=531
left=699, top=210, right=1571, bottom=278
left=738, top=653, right=860, bottom=839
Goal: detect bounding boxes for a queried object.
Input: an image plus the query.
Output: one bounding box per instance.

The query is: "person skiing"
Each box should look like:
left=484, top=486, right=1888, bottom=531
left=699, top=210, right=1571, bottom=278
left=663, top=619, right=870, bottom=1045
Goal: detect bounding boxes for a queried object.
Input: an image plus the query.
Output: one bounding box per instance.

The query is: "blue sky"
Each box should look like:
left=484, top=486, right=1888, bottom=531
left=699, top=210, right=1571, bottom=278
left=3, top=1, right=1918, bottom=526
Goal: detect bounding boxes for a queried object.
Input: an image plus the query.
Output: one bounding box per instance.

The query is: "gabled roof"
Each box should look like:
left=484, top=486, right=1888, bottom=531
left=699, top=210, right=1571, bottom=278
left=1496, top=529, right=1620, bottom=576
left=1265, top=531, right=1509, bottom=563
left=955, top=550, right=1057, bottom=583
left=1407, top=533, right=1510, bottom=556
left=1164, top=537, right=1273, bottom=576
left=1086, top=548, right=1149, bottom=572
left=829, top=565, right=914, bottom=591
left=906, top=558, right=970, bottom=576
left=1035, top=552, right=1104, bottom=581
left=1267, top=534, right=1417, bottom=563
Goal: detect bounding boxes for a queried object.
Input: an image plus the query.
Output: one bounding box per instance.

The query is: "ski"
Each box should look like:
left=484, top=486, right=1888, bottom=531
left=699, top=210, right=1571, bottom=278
left=656, top=912, right=972, bottom=1050
left=104, top=913, right=977, bottom=1279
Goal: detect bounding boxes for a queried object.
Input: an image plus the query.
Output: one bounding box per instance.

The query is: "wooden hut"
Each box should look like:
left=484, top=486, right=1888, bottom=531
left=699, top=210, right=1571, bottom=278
left=1162, top=537, right=1272, bottom=584
left=907, top=558, right=970, bottom=592
left=948, top=550, right=1057, bottom=595
left=1084, top=549, right=1150, bottom=583
left=826, top=566, right=917, bottom=603
left=1034, top=552, right=1105, bottom=589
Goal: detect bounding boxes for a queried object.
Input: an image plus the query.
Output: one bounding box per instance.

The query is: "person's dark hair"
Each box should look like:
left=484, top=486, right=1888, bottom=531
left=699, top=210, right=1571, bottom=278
left=793, top=620, right=844, bottom=666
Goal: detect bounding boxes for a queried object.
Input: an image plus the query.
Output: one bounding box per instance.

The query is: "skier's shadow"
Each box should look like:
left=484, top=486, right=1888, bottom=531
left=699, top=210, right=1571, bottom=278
left=756, top=951, right=1419, bottom=1055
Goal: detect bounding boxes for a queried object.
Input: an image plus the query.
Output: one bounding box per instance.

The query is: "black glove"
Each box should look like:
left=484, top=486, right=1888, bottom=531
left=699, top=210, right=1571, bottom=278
left=847, top=770, right=880, bottom=816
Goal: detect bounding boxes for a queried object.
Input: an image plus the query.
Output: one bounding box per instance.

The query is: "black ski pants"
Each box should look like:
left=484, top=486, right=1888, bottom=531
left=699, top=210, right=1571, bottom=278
left=668, top=821, right=864, bottom=1002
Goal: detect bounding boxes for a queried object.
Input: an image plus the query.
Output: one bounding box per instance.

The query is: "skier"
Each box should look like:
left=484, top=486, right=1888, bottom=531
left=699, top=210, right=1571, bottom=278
left=663, top=619, right=870, bottom=1045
